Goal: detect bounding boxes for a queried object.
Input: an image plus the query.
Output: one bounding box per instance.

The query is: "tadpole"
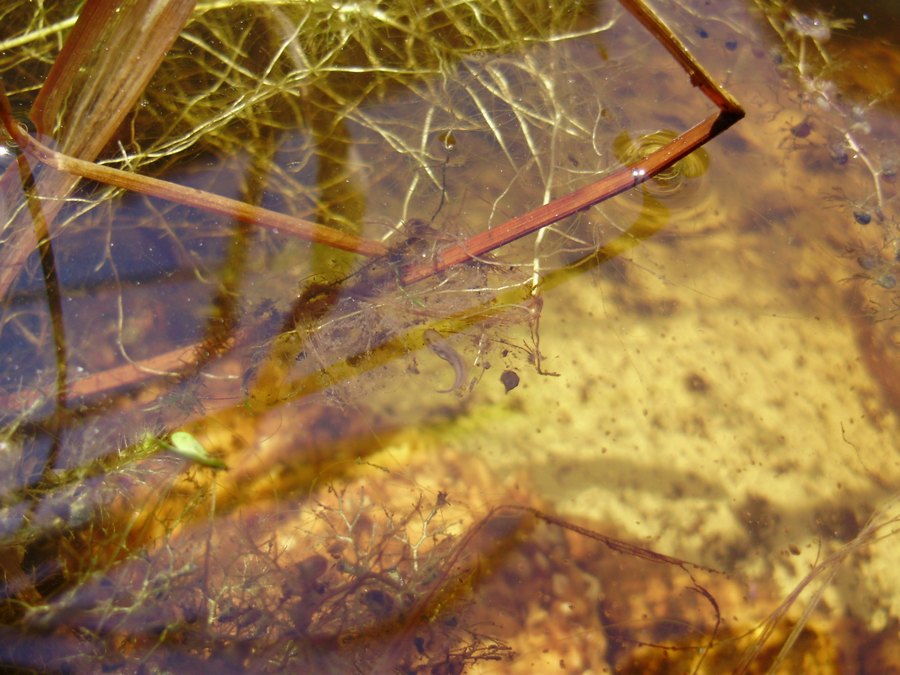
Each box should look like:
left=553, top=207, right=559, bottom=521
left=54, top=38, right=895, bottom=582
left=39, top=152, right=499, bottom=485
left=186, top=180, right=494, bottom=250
left=500, top=370, right=519, bottom=393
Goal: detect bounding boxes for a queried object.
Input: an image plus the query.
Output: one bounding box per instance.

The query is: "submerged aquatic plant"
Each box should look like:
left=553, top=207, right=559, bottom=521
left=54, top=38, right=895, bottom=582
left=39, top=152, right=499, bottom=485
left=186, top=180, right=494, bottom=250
left=0, top=1, right=746, bottom=667
left=3, top=0, right=896, bottom=671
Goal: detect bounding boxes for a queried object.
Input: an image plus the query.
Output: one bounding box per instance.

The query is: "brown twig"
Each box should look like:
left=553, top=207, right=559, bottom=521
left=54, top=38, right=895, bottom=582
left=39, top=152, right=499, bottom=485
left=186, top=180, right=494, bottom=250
left=0, top=87, right=388, bottom=257
left=400, top=113, right=740, bottom=285
left=0, top=341, right=209, bottom=413
left=0, top=0, right=744, bottom=409
left=617, top=0, right=743, bottom=116
left=0, top=0, right=199, bottom=302
left=400, top=0, right=744, bottom=286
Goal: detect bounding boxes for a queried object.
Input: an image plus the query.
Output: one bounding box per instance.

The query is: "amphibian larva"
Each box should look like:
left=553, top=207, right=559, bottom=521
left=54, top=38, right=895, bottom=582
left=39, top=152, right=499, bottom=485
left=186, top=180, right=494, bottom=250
left=423, top=329, right=466, bottom=393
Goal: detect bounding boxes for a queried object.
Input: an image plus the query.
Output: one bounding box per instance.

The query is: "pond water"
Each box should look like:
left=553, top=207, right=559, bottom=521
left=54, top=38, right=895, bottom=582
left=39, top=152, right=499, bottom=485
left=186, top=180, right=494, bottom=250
left=0, top=0, right=897, bottom=672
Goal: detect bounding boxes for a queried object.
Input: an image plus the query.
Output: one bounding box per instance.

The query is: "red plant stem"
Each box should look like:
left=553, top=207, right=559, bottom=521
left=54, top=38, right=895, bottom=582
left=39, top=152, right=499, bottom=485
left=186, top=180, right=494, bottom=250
left=0, top=0, right=746, bottom=407
left=398, top=0, right=744, bottom=286
left=618, top=0, right=744, bottom=117
left=0, top=87, right=388, bottom=258
left=0, top=341, right=208, bottom=412
left=400, top=110, right=742, bottom=285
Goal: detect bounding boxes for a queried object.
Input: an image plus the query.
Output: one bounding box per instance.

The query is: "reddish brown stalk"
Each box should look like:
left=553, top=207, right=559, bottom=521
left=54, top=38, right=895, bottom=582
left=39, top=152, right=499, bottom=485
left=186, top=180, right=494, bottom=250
left=617, top=0, right=743, bottom=116
left=400, top=0, right=744, bottom=286
left=1, top=0, right=744, bottom=407
left=0, top=89, right=388, bottom=257
left=0, top=0, right=199, bottom=301
left=400, top=112, right=739, bottom=285
left=31, top=0, right=197, bottom=141
left=0, top=341, right=206, bottom=413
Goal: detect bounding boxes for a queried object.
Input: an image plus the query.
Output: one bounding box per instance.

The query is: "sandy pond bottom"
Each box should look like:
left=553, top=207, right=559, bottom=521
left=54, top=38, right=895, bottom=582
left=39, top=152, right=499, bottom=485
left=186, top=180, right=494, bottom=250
left=2, top=0, right=898, bottom=672
left=416, top=4, right=900, bottom=670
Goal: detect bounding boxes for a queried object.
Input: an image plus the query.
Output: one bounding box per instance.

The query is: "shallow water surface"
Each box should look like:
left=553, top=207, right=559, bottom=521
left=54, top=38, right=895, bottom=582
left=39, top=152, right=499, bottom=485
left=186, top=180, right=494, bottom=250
left=0, top=0, right=897, bottom=672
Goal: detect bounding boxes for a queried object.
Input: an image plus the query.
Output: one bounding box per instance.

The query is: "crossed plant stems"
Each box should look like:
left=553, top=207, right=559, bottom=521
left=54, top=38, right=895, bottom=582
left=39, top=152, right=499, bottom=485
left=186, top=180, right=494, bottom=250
left=1, top=3, right=745, bottom=668
left=0, top=0, right=743, bottom=413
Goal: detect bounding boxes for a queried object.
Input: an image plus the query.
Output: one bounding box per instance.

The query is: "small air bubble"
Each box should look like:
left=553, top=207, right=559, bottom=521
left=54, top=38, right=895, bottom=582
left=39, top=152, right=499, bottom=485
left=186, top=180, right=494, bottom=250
left=790, top=13, right=831, bottom=41
left=439, top=131, right=457, bottom=151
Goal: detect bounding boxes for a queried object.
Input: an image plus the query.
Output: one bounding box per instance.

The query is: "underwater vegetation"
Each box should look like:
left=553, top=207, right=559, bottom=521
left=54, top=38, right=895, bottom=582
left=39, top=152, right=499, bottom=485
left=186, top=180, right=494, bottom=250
left=1, top=0, right=898, bottom=672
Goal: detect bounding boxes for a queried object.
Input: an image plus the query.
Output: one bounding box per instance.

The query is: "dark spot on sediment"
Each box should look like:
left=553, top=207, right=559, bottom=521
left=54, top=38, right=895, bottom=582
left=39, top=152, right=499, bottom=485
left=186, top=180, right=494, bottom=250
left=815, top=504, right=863, bottom=542
left=738, top=494, right=779, bottom=545
left=685, top=372, right=710, bottom=393
left=791, top=119, right=812, bottom=138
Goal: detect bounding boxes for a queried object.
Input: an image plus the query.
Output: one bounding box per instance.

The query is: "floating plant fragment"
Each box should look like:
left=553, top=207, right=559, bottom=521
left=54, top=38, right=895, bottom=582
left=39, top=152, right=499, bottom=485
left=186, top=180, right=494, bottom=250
left=166, top=431, right=227, bottom=470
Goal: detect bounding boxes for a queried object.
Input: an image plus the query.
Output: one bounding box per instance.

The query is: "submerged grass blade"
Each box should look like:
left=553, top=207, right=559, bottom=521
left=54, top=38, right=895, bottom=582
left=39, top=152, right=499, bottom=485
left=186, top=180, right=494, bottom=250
left=1, top=0, right=197, bottom=300
left=0, top=101, right=389, bottom=257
